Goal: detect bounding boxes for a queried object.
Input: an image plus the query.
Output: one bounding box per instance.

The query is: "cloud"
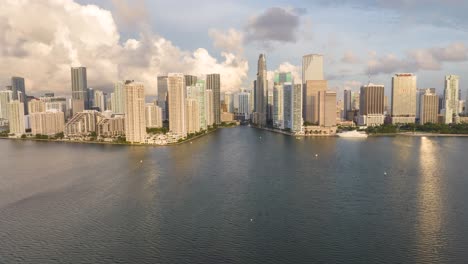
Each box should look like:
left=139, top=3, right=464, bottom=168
left=341, top=51, right=360, bottom=64
left=0, top=0, right=249, bottom=95
left=209, top=28, right=244, bottom=55
left=245, top=7, right=304, bottom=45
left=266, top=62, right=301, bottom=89
left=367, top=42, right=468, bottom=75
left=111, top=0, right=149, bottom=29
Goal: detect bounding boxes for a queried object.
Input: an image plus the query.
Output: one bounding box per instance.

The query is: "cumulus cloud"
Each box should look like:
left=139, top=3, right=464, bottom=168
left=245, top=7, right=304, bottom=45
left=208, top=28, right=244, bottom=55
left=266, top=62, right=301, bottom=89
left=0, top=0, right=248, bottom=95
left=341, top=51, right=360, bottom=64
left=367, top=42, right=468, bottom=75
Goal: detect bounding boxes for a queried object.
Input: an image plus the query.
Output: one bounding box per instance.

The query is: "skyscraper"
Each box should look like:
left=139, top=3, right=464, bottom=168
left=318, top=91, right=336, bottom=127
left=30, top=110, right=65, bottom=135
left=93, top=90, right=106, bottom=112
left=391, top=73, right=417, bottom=124
left=124, top=81, right=146, bottom=143
left=303, top=80, right=327, bottom=124
left=292, top=84, right=303, bottom=133
left=419, top=89, right=439, bottom=125
left=168, top=73, right=186, bottom=137
left=302, top=54, right=324, bottom=84
left=112, top=81, right=126, bottom=114
left=343, top=89, right=352, bottom=120
left=273, top=84, right=284, bottom=128
left=184, top=75, right=198, bottom=87
left=254, top=54, right=267, bottom=126
left=283, top=82, right=293, bottom=129
left=0, top=90, right=13, bottom=119
left=8, top=100, right=25, bottom=135
left=71, top=67, right=88, bottom=115
left=11, top=77, right=27, bottom=114
left=28, top=99, right=46, bottom=114
left=145, top=103, right=163, bottom=128
left=205, top=89, right=214, bottom=127
left=207, top=74, right=221, bottom=125
left=443, top=75, right=460, bottom=124
left=238, top=91, right=250, bottom=118
left=224, top=92, right=233, bottom=113
left=157, top=76, right=169, bottom=121
left=87, top=87, right=94, bottom=109
left=359, top=84, right=385, bottom=126
left=185, top=98, right=200, bottom=134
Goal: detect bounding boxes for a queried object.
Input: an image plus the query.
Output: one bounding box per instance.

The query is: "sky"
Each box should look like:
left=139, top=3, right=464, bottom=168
left=1, top=0, right=467, bottom=99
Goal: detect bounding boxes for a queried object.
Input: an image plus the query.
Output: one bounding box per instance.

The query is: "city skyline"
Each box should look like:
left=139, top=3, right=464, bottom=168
left=0, top=0, right=467, bottom=100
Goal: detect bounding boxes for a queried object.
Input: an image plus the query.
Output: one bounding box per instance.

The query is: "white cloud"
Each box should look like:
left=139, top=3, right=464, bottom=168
left=209, top=28, right=244, bottom=55
left=0, top=0, right=249, bottom=95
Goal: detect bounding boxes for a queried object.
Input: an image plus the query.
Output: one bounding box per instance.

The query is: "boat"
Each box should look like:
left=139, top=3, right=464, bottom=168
left=337, top=130, right=368, bottom=138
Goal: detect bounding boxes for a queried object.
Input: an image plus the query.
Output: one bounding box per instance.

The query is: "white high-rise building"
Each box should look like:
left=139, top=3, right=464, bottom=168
left=238, top=92, right=250, bottom=118
left=113, top=81, right=126, bottom=114
left=0, top=90, right=13, bottom=119
left=185, top=98, right=200, bottom=134
left=28, top=99, right=46, bottom=114
left=30, top=110, right=65, bottom=135
left=443, top=75, right=460, bottom=124
left=145, top=103, right=162, bottom=128
left=189, top=80, right=207, bottom=130
left=391, top=73, right=417, bottom=124
left=302, top=54, right=324, bottom=83
left=124, top=82, right=146, bottom=143
left=205, top=89, right=214, bottom=127
left=292, top=84, right=303, bottom=133
left=273, top=84, right=284, bottom=128
left=168, top=73, right=187, bottom=137
left=94, top=90, right=106, bottom=112
left=283, top=83, right=293, bottom=130
left=8, top=100, right=25, bottom=135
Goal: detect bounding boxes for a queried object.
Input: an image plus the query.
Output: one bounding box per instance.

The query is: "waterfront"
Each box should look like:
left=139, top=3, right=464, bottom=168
left=1, top=126, right=468, bottom=263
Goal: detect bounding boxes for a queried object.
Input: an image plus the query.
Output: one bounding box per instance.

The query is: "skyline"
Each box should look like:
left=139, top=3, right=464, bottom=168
left=1, top=0, right=468, bottom=99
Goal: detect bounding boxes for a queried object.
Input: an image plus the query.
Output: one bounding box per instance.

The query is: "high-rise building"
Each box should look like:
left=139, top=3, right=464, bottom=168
left=224, top=92, right=233, bottom=113
left=97, top=115, right=125, bottom=137
left=124, top=81, right=146, bottom=143
left=30, top=110, right=65, bottom=135
left=419, top=89, right=439, bottom=125
left=184, top=75, right=198, bottom=87
left=205, top=89, right=214, bottom=127
left=273, top=84, right=284, bottom=128
left=93, top=90, right=106, bottom=112
left=8, top=100, right=25, bottom=135
left=157, top=76, right=169, bottom=121
left=238, top=92, right=250, bottom=118
left=87, top=87, right=94, bottom=109
left=318, top=91, right=336, bottom=127
left=292, top=84, right=303, bottom=133
left=302, top=54, right=324, bottom=84
left=303, top=80, right=327, bottom=124
left=0, top=90, right=13, bottom=119
left=254, top=54, right=267, bottom=126
left=359, top=84, right=385, bottom=126
left=344, top=89, right=352, bottom=120
left=274, top=72, right=292, bottom=85
left=391, top=73, right=417, bottom=124
left=28, top=99, right=46, bottom=114
left=112, top=81, right=126, bottom=114
left=352, top=92, right=360, bottom=110
left=71, top=67, right=88, bottom=115
left=11, top=77, right=27, bottom=114
left=283, top=83, right=293, bottom=129
left=168, top=73, right=187, bottom=137
left=185, top=98, right=200, bottom=134
left=145, top=103, right=163, bottom=128
left=194, top=80, right=207, bottom=130
left=443, top=75, right=460, bottom=124
left=207, top=74, right=221, bottom=124
left=65, top=110, right=105, bottom=136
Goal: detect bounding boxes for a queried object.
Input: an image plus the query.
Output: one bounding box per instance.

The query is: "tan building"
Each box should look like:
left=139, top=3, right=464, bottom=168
left=302, top=54, right=324, bottom=83
left=359, top=84, right=385, bottom=126
left=30, top=110, right=65, bottom=135
left=318, top=90, right=336, bottom=127
left=185, top=98, right=200, bottom=134
left=65, top=110, right=105, bottom=136
left=97, top=115, right=125, bottom=137
left=124, top=81, right=146, bottom=143
left=28, top=99, right=46, bottom=114
left=419, top=90, right=439, bottom=125
left=391, top=73, right=417, bottom=124
left=8, top=100, right=25, bottom=135
left=303, top=80, right=327, bottom=124
left=145, top=103, right=162, bottom=128
left=168, top=73, right=186, bottom=137
left=205, top=89, right=214, bottom=127
left=221, top=112, right=235, bottom=123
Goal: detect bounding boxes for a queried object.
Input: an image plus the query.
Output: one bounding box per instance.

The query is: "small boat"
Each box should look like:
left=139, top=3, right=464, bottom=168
left=337, top=130, right=368, bottom=138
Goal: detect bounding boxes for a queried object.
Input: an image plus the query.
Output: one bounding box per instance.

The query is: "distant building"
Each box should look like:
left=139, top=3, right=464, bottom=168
left=224, top=92, right=233, bottom=113
left=124, top=81, right=146, bottom=143
left=8, top=100, right=25, bottom=135
left=273, top=84, right=284, bottom=128
left=0, top=90, right=13, bottom=119
left=238, top=91, right=250, bottom=119
left=359, top=84, right=385, bottom=126
left=11, top=77, right=27, bottom=114
left=292, top=84, right=303, bottom=133
left=302, top=54, right=324, bottom=83
left=303, top=80, right=327, bottom=124
left=65, top=110, right=104, bottom=136
left=30, top=110, right=65, bottom=135
left=283, top=83, right=293, bottom=130
left=112, top=81, right=126, bottom=114
left=419, top=89, right=439, bottom=125
left=205, top=89, right=214, bottom=127
left=207, top=74, right=221, bottom=125
left=157, top=76, right=169, bottom=120
left=71, top=67, right=88, bottom=115
left=184, top=75, right=198, bottom=87
left=145, top=104, right=162, bottom=128
left=343, top=89, right=352, bottom=120
left=28, top=99, right=46, bottom=114
left=168, top=73, right=187, bottom=137
left=94, top=90, right=106, bottom=112
left=318, top=90, right=336, bottom=127
left=391, top=73, right=417, bottom=124
left=254, top=54, right=267, bottom=126
left=186, top=98, right=200, bottom=134
left=97, top=115, right=125, bottom=137
left=443, top=75, right=460, bottom=124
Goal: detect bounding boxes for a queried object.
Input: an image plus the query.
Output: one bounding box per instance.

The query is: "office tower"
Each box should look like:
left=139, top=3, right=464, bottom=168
left=359, top=84, right=385, bottom=126
left=30, top=110, right=65, bottom=135
left=194, top=80, right=207, bottom=130
left=318, top=91, right=336, bottom=127
left=145, top=103, right=163, bottom=128
left=207, top=74, right=221, bottom=124
left=252, top=80, right=257, bottom=112
left=65, top=110, right=105, bottom=136
left=205, top=89, right=214, bottom=126
left=302, top=54, right=324, bottom=84
left=419, top=89, right=439, bottom=125
left=238, top=92, right=250, bottom=118
left=87, top=88, right=94, bottom=108
left=157, top=76, right=169, bottom=120
left=352, top=92, right=360, bottom=110
left=292, top=84, right=303, bottom=133
left=283, top=83, right=293, bottom=129
left=273, top=84, right=284, bottom=128
left=344, top=89, right=352, bottom=120
left=71, top=67, right=88, bottom=115
left=186, top=98, right=200, bottom=134
left=124, top=81, right=146, bottom=143
left=254, top=54, right=267, bottom=126
left=112, top=81, right=126, bottom=114
left=94, top=90, right=106, bottom=112
left=391, top=73, right=417, bottom=124
left=0, top=90, right=13, bottom=119
left=11, top=77, right=27, bottom=113
left=28, top=99, right=46, bottom=114
left=443, top=75, right=460, bottom=124
left=8, top=100, right=25, bottom=134
left=168, top=73, right=187, bottom=137
left=224, top=92, right=234, bottom=113
left=185, top=75, right=198, bottom=87
left=303, top=80, right=327, bottom=124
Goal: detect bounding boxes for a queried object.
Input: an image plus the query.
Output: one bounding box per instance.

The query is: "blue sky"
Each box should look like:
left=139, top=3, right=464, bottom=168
left=1, top=0, right=467, bottom=98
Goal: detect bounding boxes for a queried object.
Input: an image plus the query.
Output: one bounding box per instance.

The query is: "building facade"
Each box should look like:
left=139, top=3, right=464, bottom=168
left=168, top=73, right=187, bottom=137
left=391, top=73, right=417, bottom=124
left=71, top=67, right=88, bottom=115
left=207, top=74, right=221, bottom=125
left=359, top=84, right=385, bottom=126
left=318, top=91, right=337, bottom=127
left=124, top=82, right=146, bottom=143
left=419, top=89, right=439, bottom=125
left=145, top=104, right=163, bottom=128
left=30, top=110, right=65, bottom=135
left=8, top=100, right=25, bottom=135
left=443, top=75, right=460, bottom=124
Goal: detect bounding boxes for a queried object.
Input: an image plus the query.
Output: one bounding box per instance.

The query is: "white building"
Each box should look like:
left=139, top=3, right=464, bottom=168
left=30, top=110, right=65, bottom=135
left=168, top=73, right=187, bottom=137
left=302, top=54, right=324, bottom=83
left=186, top=98, right=200, bottom=134
left=391, top=73, right=417, bottom=124
left=205, top=89, right=214, bottom=127
left=292, top=84, right=303, bottom=133
left=28, top=99, right=46, bottom=114
left=443, top=75, right=460, bottom=124
left=124, top=82, right=146, bottom=143
left=0, top=90, right=13, bottom=119
left=8, top=100, right=25, bottom=135
left=145, top=103, right=163, bottom=128
left=94, top=90, right=106, bottom=112
left=273, top=84, right=284, bottom=128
